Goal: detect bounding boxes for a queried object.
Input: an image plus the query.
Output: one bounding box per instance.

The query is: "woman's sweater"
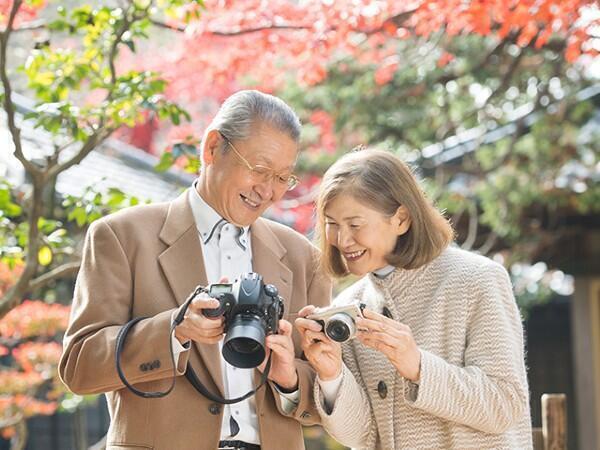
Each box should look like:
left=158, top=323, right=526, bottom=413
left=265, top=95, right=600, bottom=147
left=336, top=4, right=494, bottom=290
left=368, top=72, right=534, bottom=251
left=314, top=246, right=533, bottom=450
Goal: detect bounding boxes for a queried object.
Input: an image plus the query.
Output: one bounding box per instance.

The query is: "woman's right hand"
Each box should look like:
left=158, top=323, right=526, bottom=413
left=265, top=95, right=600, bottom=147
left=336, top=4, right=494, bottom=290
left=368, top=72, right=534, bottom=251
left=295, top=305, right=343, bottom=381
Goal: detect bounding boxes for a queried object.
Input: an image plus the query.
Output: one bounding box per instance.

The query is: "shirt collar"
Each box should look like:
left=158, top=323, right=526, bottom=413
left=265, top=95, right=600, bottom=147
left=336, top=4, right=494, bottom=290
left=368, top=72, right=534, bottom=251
left=188, top=182, right=250, bottom=245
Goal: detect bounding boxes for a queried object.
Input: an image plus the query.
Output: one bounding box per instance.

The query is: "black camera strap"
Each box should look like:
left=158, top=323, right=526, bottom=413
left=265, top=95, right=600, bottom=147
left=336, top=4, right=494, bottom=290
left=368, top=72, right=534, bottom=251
left=184, top=355, right=272, bottom=404
left=115, top=285, right=272, bottom=403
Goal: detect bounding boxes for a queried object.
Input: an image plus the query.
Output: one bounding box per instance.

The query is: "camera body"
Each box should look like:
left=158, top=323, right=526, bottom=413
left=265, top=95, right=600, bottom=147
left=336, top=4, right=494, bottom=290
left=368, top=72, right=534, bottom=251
left=202, top=272, right=284, bottom=368
left=307, top=304, right=364, bottom=343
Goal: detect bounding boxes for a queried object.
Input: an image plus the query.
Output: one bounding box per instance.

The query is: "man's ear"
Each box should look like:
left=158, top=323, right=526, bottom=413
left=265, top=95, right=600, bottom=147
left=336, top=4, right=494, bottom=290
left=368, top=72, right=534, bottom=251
left=201, top=129, right=223, bottom=166
left=393, top=205, right=412, bottom=236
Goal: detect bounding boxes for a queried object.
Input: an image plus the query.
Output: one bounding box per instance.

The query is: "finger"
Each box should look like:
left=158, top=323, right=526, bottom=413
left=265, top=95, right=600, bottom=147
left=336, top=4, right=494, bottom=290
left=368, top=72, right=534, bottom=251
left=297, top=305, right=318, bottom=317
left=267, top=341, right=295, bottom=359
left=361, top=308, right=387, bottom=321
left=194, top=314, right=225, bottom=329
left=295, top=317, right=323, bottom=333
left=189, top=296, right=221, bottom=312
left=305, top=329, right=328, bottom=344
left=357, top=330, right=399, bottom=348
left=278, top=319, right=293, bottom=336
left=362, top=309, right=406, bottom=329
left=355, top=316, right=386, bottom=332
left=266, top=334, right=293, bottom=350
left=218, top=276, right=229, bottom=283
left=185, top=324, right=224, bottom=339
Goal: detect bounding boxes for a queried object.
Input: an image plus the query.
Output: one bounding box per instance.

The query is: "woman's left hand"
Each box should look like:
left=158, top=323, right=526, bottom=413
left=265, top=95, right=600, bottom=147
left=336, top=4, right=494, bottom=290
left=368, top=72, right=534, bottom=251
left=356, top=309, right=421, bottom=382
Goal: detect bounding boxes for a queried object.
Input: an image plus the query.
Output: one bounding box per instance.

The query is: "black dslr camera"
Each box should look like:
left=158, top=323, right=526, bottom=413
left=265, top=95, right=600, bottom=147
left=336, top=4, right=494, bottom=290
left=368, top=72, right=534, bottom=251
left=202, top=272, right=284, bottom=369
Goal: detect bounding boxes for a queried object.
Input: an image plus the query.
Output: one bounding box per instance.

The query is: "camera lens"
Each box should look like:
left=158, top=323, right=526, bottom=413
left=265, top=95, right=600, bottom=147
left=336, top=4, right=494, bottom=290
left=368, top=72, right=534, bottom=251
left=325, top=313, right=356, bottom=343
left=223, top=314, right=266, bottom=368
left=229, top=338, right=261, bottom=355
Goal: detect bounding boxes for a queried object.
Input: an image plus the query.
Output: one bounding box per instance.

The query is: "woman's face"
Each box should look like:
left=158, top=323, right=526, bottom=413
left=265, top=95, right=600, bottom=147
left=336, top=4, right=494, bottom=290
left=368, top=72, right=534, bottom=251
left=324, top=194, right=410, bottom=277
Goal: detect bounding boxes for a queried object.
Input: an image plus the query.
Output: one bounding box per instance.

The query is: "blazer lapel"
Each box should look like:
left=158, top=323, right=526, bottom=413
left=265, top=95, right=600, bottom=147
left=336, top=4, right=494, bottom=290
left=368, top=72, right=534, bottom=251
left=158, top=189, right=224, bottom=395
left=250, top=218, right=293, bottom=410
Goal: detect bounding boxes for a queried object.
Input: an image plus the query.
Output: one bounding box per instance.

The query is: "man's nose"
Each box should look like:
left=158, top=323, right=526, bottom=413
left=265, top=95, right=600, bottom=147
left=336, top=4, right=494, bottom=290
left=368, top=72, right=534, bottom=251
left=253, top=177, right=274, bottom=202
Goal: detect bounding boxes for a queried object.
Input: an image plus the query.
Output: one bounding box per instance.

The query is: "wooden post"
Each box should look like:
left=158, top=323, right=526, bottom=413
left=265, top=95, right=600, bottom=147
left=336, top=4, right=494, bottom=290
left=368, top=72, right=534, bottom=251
left=542, top=393, right=567, bottom=450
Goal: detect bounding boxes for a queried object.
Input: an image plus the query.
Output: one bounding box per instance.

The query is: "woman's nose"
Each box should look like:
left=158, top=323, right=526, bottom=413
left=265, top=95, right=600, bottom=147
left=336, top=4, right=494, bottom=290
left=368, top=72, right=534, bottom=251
left=338, top=228, right=354, bottom=247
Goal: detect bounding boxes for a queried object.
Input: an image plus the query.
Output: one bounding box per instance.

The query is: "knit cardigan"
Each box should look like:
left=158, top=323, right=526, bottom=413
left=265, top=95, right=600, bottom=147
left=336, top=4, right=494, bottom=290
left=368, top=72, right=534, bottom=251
left=314, top=246, right=533, bottom=450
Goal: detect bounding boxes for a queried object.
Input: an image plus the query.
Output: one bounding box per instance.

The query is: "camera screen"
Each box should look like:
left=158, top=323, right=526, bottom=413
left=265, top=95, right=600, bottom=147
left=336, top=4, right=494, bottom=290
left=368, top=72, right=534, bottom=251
left=209, top=284, right=231, bottom=295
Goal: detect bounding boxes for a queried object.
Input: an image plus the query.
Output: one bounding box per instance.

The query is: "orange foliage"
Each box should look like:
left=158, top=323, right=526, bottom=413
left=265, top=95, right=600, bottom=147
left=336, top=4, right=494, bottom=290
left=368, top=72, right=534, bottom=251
left=0, top=300, right=70, bottom=339
left=0, top=299, right=70, bottom=435
left=0, top=0, right=46, bottom=27
left=147, top=0, right=598, bottom=104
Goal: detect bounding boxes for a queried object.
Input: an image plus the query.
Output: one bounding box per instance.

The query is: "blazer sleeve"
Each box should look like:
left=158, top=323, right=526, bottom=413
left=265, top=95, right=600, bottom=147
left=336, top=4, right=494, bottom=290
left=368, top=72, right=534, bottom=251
left=59, top=219, right=189, bottom=395
left=270, top=246, right=332, bottom=425
left=404, top=262, right=529, bottom=434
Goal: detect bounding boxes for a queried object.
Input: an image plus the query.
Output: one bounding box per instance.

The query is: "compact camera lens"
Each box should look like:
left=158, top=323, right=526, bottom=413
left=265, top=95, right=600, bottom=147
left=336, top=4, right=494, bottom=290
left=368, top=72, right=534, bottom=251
left=325, top=313, right=356, bottom=343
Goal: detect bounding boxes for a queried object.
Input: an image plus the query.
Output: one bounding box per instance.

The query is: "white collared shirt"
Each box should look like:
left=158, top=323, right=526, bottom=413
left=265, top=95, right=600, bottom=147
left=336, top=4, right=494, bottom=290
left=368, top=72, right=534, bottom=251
left=172, top=185, right=298, bottom=444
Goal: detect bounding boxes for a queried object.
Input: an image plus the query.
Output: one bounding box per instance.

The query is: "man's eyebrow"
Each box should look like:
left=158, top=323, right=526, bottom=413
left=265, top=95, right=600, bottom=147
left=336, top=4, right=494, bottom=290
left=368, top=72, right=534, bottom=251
left=254, top=155, right=294, bottom=171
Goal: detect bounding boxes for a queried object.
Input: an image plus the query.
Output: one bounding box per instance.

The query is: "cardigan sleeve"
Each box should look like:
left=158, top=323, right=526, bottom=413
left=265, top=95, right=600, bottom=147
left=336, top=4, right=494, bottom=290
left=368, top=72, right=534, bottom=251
left=314, top=362, right=377, bottom=448
left=404, top=261, right=529, bottom=434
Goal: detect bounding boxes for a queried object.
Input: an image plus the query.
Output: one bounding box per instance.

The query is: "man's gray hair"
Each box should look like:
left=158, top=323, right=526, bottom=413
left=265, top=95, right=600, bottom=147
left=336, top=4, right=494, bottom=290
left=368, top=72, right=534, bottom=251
left=206, top=90, right=301, bottom=147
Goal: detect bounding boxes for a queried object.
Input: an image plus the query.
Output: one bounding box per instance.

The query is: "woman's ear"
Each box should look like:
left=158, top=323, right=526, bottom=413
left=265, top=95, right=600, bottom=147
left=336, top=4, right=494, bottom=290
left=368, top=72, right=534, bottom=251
left=393, top=205, right=412, bottom=236
left=201, top=129, right=223, bottom=166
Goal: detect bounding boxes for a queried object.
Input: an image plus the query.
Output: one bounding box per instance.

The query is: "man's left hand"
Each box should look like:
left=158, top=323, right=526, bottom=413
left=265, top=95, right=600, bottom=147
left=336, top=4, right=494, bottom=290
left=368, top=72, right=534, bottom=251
left=258, top=319, right=298, bottom=391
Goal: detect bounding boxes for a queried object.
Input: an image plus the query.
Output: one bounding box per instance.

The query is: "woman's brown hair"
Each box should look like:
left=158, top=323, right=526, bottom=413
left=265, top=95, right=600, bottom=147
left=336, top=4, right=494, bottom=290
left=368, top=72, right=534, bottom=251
left=316, top=148, right=454, bottom=278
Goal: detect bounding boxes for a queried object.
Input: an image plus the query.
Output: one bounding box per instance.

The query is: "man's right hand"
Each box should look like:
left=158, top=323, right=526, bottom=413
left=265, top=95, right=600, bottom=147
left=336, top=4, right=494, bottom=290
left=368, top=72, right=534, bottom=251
left=295, top=305, right=343, bottom=381
left=174, top=294, right=225, bottom=345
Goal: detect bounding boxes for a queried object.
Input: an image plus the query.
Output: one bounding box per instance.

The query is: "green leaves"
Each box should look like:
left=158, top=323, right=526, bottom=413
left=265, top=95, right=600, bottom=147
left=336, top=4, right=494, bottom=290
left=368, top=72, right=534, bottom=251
left=0, top=183, right=22, bottom=219
left=155, top=141, right=199, bottom=173
left=62, top=185, right=143, bottom=227
left=20, top=3, right=191, bottom=144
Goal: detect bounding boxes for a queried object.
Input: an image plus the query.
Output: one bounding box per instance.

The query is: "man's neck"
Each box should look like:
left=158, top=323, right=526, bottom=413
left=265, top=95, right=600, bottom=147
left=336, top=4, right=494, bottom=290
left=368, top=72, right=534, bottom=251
left=195, top=176, right=221, bottom=217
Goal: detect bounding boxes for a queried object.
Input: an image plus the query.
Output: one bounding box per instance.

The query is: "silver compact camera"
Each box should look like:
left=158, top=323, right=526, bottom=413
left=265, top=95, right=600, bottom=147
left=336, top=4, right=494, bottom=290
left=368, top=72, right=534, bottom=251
left=307, top=304, right=365, bottom=343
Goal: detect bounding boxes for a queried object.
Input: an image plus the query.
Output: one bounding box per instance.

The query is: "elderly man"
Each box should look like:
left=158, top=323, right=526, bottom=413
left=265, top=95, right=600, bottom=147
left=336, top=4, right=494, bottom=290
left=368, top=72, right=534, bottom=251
left=59, top=90, right=331, bottom=450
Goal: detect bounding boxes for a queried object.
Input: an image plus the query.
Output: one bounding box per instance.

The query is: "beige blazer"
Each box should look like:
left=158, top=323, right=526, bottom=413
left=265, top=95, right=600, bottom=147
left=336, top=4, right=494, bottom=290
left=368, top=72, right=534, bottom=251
left=59, top=189, right=331, bottom=450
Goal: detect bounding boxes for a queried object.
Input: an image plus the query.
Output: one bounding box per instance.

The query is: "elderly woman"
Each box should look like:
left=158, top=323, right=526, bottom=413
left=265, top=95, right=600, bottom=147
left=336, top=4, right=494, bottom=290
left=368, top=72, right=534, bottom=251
left=296, top=148, right=532, bottom=449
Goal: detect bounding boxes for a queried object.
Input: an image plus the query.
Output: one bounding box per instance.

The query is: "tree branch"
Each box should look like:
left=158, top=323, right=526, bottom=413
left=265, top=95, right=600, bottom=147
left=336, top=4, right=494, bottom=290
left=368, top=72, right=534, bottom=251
left=45, top=130, right=109, bottom=180
left=151, top=8, right=419, bottom=36
left=0, top=0, right=42, bottom=181
left=10, top=19, right=46, bottom=32
left=461, top=201, right=479, bottom=250
left=27, top=261, right=81, bottom=292
left=0, top=183, right=44, bottom=319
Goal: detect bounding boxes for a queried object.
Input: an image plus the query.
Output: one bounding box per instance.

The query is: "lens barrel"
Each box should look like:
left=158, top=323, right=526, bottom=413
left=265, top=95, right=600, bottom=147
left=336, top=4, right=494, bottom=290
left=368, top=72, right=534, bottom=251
left=325, top=313, right=356, bottom=343
left=222, top=314, right=267, bottom=368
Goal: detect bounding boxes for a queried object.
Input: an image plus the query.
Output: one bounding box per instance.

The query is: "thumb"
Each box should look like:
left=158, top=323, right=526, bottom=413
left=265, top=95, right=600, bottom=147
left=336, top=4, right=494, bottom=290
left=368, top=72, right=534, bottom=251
left=218, top=276, right=229, bottom=283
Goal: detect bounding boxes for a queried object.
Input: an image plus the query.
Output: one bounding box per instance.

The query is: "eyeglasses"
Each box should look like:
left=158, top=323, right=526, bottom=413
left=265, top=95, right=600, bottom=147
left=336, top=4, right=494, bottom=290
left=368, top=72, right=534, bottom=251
left=220, top=133, right=300, bottom=191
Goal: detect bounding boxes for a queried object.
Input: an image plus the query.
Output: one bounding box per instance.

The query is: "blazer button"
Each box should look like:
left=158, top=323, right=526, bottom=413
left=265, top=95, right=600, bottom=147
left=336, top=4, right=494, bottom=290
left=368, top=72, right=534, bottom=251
left=139, top=363, right=147, bottom=372
left=377, top=380, right=388, bottom=399
left=208, top=403, right=221, bottom=415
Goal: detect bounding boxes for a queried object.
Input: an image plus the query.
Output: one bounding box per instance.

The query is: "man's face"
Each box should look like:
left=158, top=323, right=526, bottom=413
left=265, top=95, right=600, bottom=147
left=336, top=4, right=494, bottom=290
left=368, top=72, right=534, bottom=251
left=201, top=122, right=298, bottom=227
